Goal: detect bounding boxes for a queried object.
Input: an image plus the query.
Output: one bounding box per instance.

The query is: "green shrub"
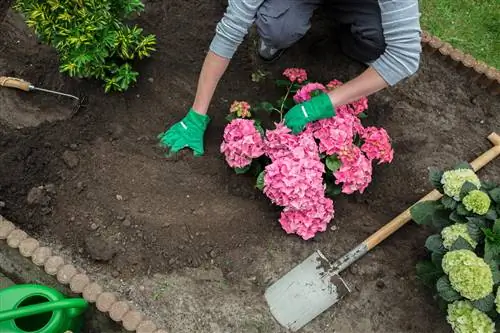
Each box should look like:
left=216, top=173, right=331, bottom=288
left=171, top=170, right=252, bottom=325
left=411, top=162, right=500, bottom=333
left=14, top=0, right=156, bottom=92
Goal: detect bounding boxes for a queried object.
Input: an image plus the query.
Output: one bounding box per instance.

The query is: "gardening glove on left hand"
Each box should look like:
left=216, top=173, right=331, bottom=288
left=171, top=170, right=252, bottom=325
left=157, top=108, right=210, bottom=157
left=284, top=93, right=335, bottom=134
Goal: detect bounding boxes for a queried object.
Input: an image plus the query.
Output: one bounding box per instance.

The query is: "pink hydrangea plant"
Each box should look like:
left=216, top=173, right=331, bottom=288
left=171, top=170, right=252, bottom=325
left=220, top=118, right=264, bottom=168
left=220, top=71, right=394, bottom=241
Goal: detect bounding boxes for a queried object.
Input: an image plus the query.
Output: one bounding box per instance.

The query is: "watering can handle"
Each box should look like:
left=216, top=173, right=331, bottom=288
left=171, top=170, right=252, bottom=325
left=0, top=299, right=88, bottom=323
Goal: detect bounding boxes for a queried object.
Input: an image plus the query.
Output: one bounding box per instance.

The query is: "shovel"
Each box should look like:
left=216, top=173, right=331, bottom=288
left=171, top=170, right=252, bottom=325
left=265, top=132, right=500, bottom=332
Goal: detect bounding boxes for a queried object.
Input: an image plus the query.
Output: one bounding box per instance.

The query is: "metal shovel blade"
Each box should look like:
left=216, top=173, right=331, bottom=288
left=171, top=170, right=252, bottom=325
left=264, top=250, right=351, bottom=331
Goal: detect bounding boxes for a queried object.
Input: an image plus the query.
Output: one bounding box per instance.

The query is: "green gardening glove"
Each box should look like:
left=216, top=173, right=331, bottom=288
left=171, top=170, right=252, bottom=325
left=284, top=93, right=336, bottom=134
left=157, top=108, right=210, bottom=156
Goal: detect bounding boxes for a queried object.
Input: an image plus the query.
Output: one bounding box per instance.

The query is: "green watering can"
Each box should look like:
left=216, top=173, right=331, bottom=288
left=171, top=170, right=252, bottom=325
left=0, top=284, right=88, bottom=333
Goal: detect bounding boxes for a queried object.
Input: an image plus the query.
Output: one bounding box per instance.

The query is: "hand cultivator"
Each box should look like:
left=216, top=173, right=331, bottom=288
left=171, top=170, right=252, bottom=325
left=0, top=76, right=86, bottom=115
left=265, top=132, right=500, bottom=332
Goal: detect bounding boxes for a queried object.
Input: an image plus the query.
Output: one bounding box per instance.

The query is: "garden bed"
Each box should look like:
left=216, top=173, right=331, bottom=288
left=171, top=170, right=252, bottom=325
left=1, top=1, right=499, bottom=332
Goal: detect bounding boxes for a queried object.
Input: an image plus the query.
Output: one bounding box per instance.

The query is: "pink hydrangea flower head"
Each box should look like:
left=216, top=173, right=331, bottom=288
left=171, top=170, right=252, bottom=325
left=334, top=145, right=373, bottom=194
left=264, top=123, right=320, bottom=161
left=229, top=101, right=251, bottom=118
left=263, top=157, right=325, bottom=210
left=283, top=68, right=308, bottom=83
left=220, top=119, right=264, bottom=168
left=351, top=97, right=368, bottom=115
left=311, top=111, right=364, bottom=155
left=326, top=79, right=343, bottom=90
left=361, top=127, right=394, bottom=164
left=293, top=82, right=327, bottom=103
left=279, top=197, right=334, bottom=240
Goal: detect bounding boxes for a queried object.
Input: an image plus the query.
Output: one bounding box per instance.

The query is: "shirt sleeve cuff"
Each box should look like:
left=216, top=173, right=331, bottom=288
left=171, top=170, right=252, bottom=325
left=209, top=34, right=239, bottom=59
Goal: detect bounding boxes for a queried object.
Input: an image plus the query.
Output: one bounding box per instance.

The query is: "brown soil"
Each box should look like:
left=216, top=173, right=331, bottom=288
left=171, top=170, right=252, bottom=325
left=1, top=2, right=499, bottom=332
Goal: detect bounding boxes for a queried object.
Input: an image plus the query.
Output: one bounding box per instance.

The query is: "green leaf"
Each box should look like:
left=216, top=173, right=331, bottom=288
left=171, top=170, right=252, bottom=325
left=276, top=79, right=291, bottom=88
left=453, top=162, right=473, bottom=170
left=467, top=221, right=484, bottom=242
left=450, top=236, right=474, bottom=251
left=425, top=234, right=446, bottom=254
left=460, top=181, right=480, bottom=200
left=255, top=171, right=265, bottom=190
left=486, top=259, right=500, bottom=284
left=432, top=252, right=444, bottom=267
left=471, top=294, right=495, bottom=313
left=254, top=122, right=265, bottom=136
left=255, top=102, right=275, bottom=113
left=429, top=168, right=444, bottom=193
left=485, top=208, right=498, bottom=221
left=325, top=155, right=341, bottom=172
left=225, top=113, right=237, bottom=122
left=466, top=216, right=489, bottom=228
left=441, top=196, right=457, bottom=210
left=493, top=219, right=500, bottom=235
left=436, top=276, right=462, bottom=302
left=456, top=203, right=469, bottom=216
left=450, top=211, right=467, bottom=223
left=432, top=209, right=453, bottom=229
left=481, top=181, right=497, bottom=191
left=416, top=261, right=443, bottom=288
left=325, top=182, right=342, bottom=198
left=489, top=188, right=500, bottom=204
left=410, top=201, right=440, bottom=226
left=358, top=112, right=368, bottom=119
left=484, top=238, right=500, bottom=263
left=234, top=165, right=251, bottom=174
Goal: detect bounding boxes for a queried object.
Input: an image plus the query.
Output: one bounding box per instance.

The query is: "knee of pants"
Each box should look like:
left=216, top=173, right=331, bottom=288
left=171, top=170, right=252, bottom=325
left=340, top=25, right=386, bottom=63
left=255, top=8, right=310, bottom=49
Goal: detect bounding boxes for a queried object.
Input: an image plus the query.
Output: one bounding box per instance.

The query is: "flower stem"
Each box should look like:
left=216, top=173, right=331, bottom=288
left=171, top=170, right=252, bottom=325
left=279, top=83, right=293, bottom=122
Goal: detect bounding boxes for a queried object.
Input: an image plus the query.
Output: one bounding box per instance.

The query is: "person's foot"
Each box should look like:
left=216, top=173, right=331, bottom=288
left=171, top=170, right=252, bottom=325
left=258, top=39, right=285, bottom=63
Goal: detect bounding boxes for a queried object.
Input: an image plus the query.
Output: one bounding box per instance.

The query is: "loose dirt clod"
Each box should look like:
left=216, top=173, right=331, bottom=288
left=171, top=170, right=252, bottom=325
left=27, top=186, right=49, bottom=205
left=62, top=150, right=79, bottom=169
left=85, top=235, right=118, bottom=261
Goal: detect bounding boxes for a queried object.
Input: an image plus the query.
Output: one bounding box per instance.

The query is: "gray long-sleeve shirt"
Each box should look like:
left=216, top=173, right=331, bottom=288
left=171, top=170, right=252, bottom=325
left=209, top=0, right=422, bottom=86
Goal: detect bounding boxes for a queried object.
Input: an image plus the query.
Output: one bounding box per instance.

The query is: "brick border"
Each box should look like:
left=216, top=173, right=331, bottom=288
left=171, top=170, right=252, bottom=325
left=0, top=215, right=168, bottom=333
left=421, top=30, right=499, bottom=95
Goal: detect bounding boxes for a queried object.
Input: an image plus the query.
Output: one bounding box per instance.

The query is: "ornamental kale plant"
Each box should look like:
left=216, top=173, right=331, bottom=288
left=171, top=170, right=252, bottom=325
left=410, top=163, right=500, bottom=333
left=220, top=68, right=394, bottom=240
left=14, top=0, right=156, bottom=92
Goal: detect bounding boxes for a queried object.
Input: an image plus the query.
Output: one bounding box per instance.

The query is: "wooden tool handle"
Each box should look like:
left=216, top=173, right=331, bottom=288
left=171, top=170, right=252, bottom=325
left=364, top=132, right=500, bottom=251
left=0, top=76, right=31, bottom=91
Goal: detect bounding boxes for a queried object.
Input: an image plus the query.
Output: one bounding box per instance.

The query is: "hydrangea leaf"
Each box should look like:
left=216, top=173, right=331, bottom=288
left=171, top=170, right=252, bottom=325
left=432, top=252, right=444, bottom=267
left=410, top=201, right=440, bottom=226
left=325, top=155, right=341, bottom=172
left=453, top=162, right=473, bottom=170
left=425, top=234, right=446, bottom=254
left=485, top=208, right=498, bottom=221
left=489, top=188, right=500, bottom=204
left=429, top=168, right=444, bottom=193
left=255, top=171, right=265, bottom=190
left=481, top=182, right=497, bottom=191
left=450, top=236, right=475, bottom=251
left=450, top=211, right=467, bottom=224
left=234, top=165, right=251, bottom=174
left=254, top=101, right=275, bottom=113
left=432, top=209, right=453, bottom=229
left=457, top=203, right=469, bottom=216
left=460, top=181, right=480, bottom=200
left=436, top=276, right=462, bottom=302
left=471, top=293, right=495, bottom=313
left=467, top=221, right=484, bottom=243
left=441, top=195, right=457, bottom=210
left=416, top=261, right=443, bottom=288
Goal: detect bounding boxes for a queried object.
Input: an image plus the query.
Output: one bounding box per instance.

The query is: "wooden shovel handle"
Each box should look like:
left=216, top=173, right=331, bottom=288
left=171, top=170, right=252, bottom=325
left=0, top=76, right=31, bottom=91
left=364, top=132, right=500, bottom=251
